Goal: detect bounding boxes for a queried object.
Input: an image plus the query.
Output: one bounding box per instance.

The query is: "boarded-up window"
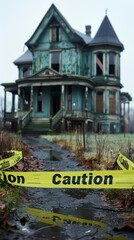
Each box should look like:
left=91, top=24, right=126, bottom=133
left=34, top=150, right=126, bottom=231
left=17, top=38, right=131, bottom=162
left=51, top=27, right=59, bottom=42
left=109, top=92, right=116, bottom=114
left=96, top=92, right=103, bottom=113
left=96, top=52, right=103, bottom=76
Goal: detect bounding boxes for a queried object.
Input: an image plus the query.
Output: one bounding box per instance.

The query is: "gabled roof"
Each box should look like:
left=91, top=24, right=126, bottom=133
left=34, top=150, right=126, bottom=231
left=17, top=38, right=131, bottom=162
left=90, top=15, right=124, bottom=50
left=28, top=67, right=61, bottom=78
left=25, top=4, right=90, bottom=47
left=14, top=49, right=33, bottom=65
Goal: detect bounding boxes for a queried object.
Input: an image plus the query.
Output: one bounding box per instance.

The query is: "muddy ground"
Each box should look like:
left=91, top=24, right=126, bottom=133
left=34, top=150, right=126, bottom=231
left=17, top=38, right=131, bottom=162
left=1, top=136, right=133, bottom=240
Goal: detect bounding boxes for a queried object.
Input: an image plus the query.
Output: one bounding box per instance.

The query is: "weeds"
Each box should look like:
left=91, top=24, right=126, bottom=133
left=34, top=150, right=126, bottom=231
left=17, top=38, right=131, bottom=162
left=0, top=131, right=32, bottom=158
left=1, top=182, right=22, bottom=213
left=103, top=188, right=134, bottom=209
left=0, top=131, right=31, bottom=226
left=94, top=133, right=107, bottom=164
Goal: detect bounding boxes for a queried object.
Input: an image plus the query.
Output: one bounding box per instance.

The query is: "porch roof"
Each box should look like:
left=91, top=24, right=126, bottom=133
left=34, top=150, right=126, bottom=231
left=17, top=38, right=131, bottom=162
left=1, top=82, right=18, bottom=93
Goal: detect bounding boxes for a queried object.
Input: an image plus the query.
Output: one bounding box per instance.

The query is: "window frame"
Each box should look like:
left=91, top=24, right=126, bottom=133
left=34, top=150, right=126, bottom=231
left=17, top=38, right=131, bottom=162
left=96, top=52, right=104, bottom=76
left=50, top=51, right=61, bottom=72
left=50, top=26, right=60, bottom=42
left=109, top=52, right=116, bottom=75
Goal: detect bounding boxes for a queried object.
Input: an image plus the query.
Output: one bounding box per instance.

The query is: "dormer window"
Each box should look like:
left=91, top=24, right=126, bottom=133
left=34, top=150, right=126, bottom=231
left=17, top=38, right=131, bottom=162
left=22, top=67, right=29, bottom=78
left=50, top=26, right=60, bottom=42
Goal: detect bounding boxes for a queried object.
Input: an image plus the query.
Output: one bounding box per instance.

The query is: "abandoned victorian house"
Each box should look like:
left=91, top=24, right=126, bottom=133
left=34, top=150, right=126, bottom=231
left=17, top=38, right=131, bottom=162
left=2, top=4, right=132, bottom=133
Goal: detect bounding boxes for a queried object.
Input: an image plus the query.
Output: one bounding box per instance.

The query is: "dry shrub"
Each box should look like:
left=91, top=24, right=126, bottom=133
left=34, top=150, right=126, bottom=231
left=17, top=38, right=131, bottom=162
left=0, top=131, right=31, bottom=158
left=103, top=188, right=134, bottom=210
left=95, top=133, right=107, bottom=164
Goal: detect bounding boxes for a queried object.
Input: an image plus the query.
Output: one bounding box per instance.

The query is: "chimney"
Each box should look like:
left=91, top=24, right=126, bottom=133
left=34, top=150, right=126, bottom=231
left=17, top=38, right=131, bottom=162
left=85, top=25, right=91, bottom=37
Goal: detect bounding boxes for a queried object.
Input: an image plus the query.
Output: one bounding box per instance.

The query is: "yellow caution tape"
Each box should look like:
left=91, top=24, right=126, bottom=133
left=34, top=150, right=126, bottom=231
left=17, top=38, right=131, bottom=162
left=0, top=170, right=134, bottom=188
left=117, top=152, right=134, bottom=170
left=0, top=151, right=134, bottom=188
left=0, top=150, right=22, bottom=170
left=25, top=207, right=105, bottom=228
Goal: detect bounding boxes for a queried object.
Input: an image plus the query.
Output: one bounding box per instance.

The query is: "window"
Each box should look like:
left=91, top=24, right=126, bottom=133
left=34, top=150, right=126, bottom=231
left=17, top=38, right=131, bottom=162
left=96, top=52, right=103, bottom=75
left=51, top=51, right=60, bottom=72
left=51, top=26, right=59, bottom=42
left=109, top=91, right=116, bottom=114
left=109, top=52, right=115, bottom=75
left=23, top=67, right=29, bottom=78
left=37, top=87, right=43, bottom=112
left=96, top=91, right=103, bottom=113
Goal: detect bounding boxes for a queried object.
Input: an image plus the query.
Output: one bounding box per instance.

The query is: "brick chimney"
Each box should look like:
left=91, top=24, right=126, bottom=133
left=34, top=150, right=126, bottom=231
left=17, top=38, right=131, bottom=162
left=85, top=25, right=91, bottom=37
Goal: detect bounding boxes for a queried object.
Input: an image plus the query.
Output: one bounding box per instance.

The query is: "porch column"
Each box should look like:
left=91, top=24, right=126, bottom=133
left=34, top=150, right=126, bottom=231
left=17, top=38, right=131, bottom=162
left=127, top=101, right=130, bottom=132
left=11, top=93, right=15, bottom=113
left=61, top=85, right=65, bottom=131
left=92, top=90, right=95, bottom=112
left=85, top=87, right=88, bottom=110
left=3, top=89, right=7, bottom=128
left=18, top=87, right=21, bottom=131
left=61, top=85, right=65, bottom=109
left=104, top=89, right=108, bottom=114
left=30, top=85, right=33, bottom=110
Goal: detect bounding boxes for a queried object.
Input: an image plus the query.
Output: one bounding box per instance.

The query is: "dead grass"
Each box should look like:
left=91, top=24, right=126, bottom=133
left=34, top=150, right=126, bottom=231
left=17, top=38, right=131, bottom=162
left=43, top=132, right=134, bottom=170
left=0, top=131, right=32, bottom=158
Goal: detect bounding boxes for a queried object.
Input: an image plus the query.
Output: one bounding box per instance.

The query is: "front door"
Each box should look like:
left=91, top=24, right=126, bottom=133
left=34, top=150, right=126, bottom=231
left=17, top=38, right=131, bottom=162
left=51, top=86, right=61, bottom=116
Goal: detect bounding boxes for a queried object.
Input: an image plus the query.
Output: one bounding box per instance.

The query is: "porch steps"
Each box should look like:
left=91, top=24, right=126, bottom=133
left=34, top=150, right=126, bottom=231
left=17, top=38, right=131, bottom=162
left=23, top=118, right=52, bottom=133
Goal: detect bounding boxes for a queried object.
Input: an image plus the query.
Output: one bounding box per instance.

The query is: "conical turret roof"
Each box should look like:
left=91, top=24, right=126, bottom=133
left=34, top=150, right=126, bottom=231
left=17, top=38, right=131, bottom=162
left=90, top=15, right=124, bottom=50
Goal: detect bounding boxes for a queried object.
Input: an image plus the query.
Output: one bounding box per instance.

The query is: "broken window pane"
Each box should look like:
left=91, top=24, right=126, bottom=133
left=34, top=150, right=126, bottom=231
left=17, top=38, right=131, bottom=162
left=96, top=52, right=103, bottom=76
left=51, top=52, right=60, bottom=72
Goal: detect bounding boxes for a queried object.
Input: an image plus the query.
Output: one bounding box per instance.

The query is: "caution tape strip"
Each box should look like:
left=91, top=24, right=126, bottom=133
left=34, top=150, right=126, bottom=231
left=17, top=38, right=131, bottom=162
left=117, top=152, right=134, bottom=170
left=0, top=150, right=22, bottom=170
left=0, top=150, right=134, bottom=188
left=25, top=207, right=105, bottom=228
left=0, top=169, right=134, bottom=188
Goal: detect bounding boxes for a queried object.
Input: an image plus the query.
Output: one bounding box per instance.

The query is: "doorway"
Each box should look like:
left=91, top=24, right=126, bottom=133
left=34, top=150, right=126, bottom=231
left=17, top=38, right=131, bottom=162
left=51, top=86, right=61, bottom=116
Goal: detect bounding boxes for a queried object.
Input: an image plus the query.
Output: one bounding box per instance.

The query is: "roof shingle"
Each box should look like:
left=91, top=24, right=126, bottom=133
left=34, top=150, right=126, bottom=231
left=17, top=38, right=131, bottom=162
left=90, top=15, right=124, bottom=50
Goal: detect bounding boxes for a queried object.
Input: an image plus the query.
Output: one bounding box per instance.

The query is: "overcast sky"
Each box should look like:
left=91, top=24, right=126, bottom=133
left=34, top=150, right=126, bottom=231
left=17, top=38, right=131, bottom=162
left=1, top=0, right=134, bottom=107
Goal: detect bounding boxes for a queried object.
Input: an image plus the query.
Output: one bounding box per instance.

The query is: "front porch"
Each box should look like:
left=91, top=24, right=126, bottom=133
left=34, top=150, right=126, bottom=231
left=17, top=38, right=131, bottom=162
left=2, top=75, right=94, bottom=133
left=3, top=108, right=93, bottom=133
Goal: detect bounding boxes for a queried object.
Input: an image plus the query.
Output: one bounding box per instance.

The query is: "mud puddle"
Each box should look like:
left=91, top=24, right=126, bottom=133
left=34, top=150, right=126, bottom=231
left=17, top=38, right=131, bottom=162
left=1, top=136, right=133, bottom=240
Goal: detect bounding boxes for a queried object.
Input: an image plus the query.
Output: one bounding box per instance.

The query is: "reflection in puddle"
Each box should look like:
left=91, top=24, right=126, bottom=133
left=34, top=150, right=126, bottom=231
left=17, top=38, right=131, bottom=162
left=25, top=207, right=105, bottom=229
left=64, top=188, right=92, bottom=199
left=41, top=148, right=62, bottom=161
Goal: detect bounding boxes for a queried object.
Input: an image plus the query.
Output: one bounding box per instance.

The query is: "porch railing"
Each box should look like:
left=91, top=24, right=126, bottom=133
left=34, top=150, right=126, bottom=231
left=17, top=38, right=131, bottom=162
left=65, top=110, right=93, bottom=119
left=50, top=108, right=63, bottom=129
left=19, top=109, right=33, bottom=129
left=5, top=112, right=18, bottom=121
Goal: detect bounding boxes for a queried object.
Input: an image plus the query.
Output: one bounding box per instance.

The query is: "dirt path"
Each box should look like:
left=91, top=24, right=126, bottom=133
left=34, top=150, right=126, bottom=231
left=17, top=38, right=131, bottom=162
left=1, top=136, right=133, bottom=240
